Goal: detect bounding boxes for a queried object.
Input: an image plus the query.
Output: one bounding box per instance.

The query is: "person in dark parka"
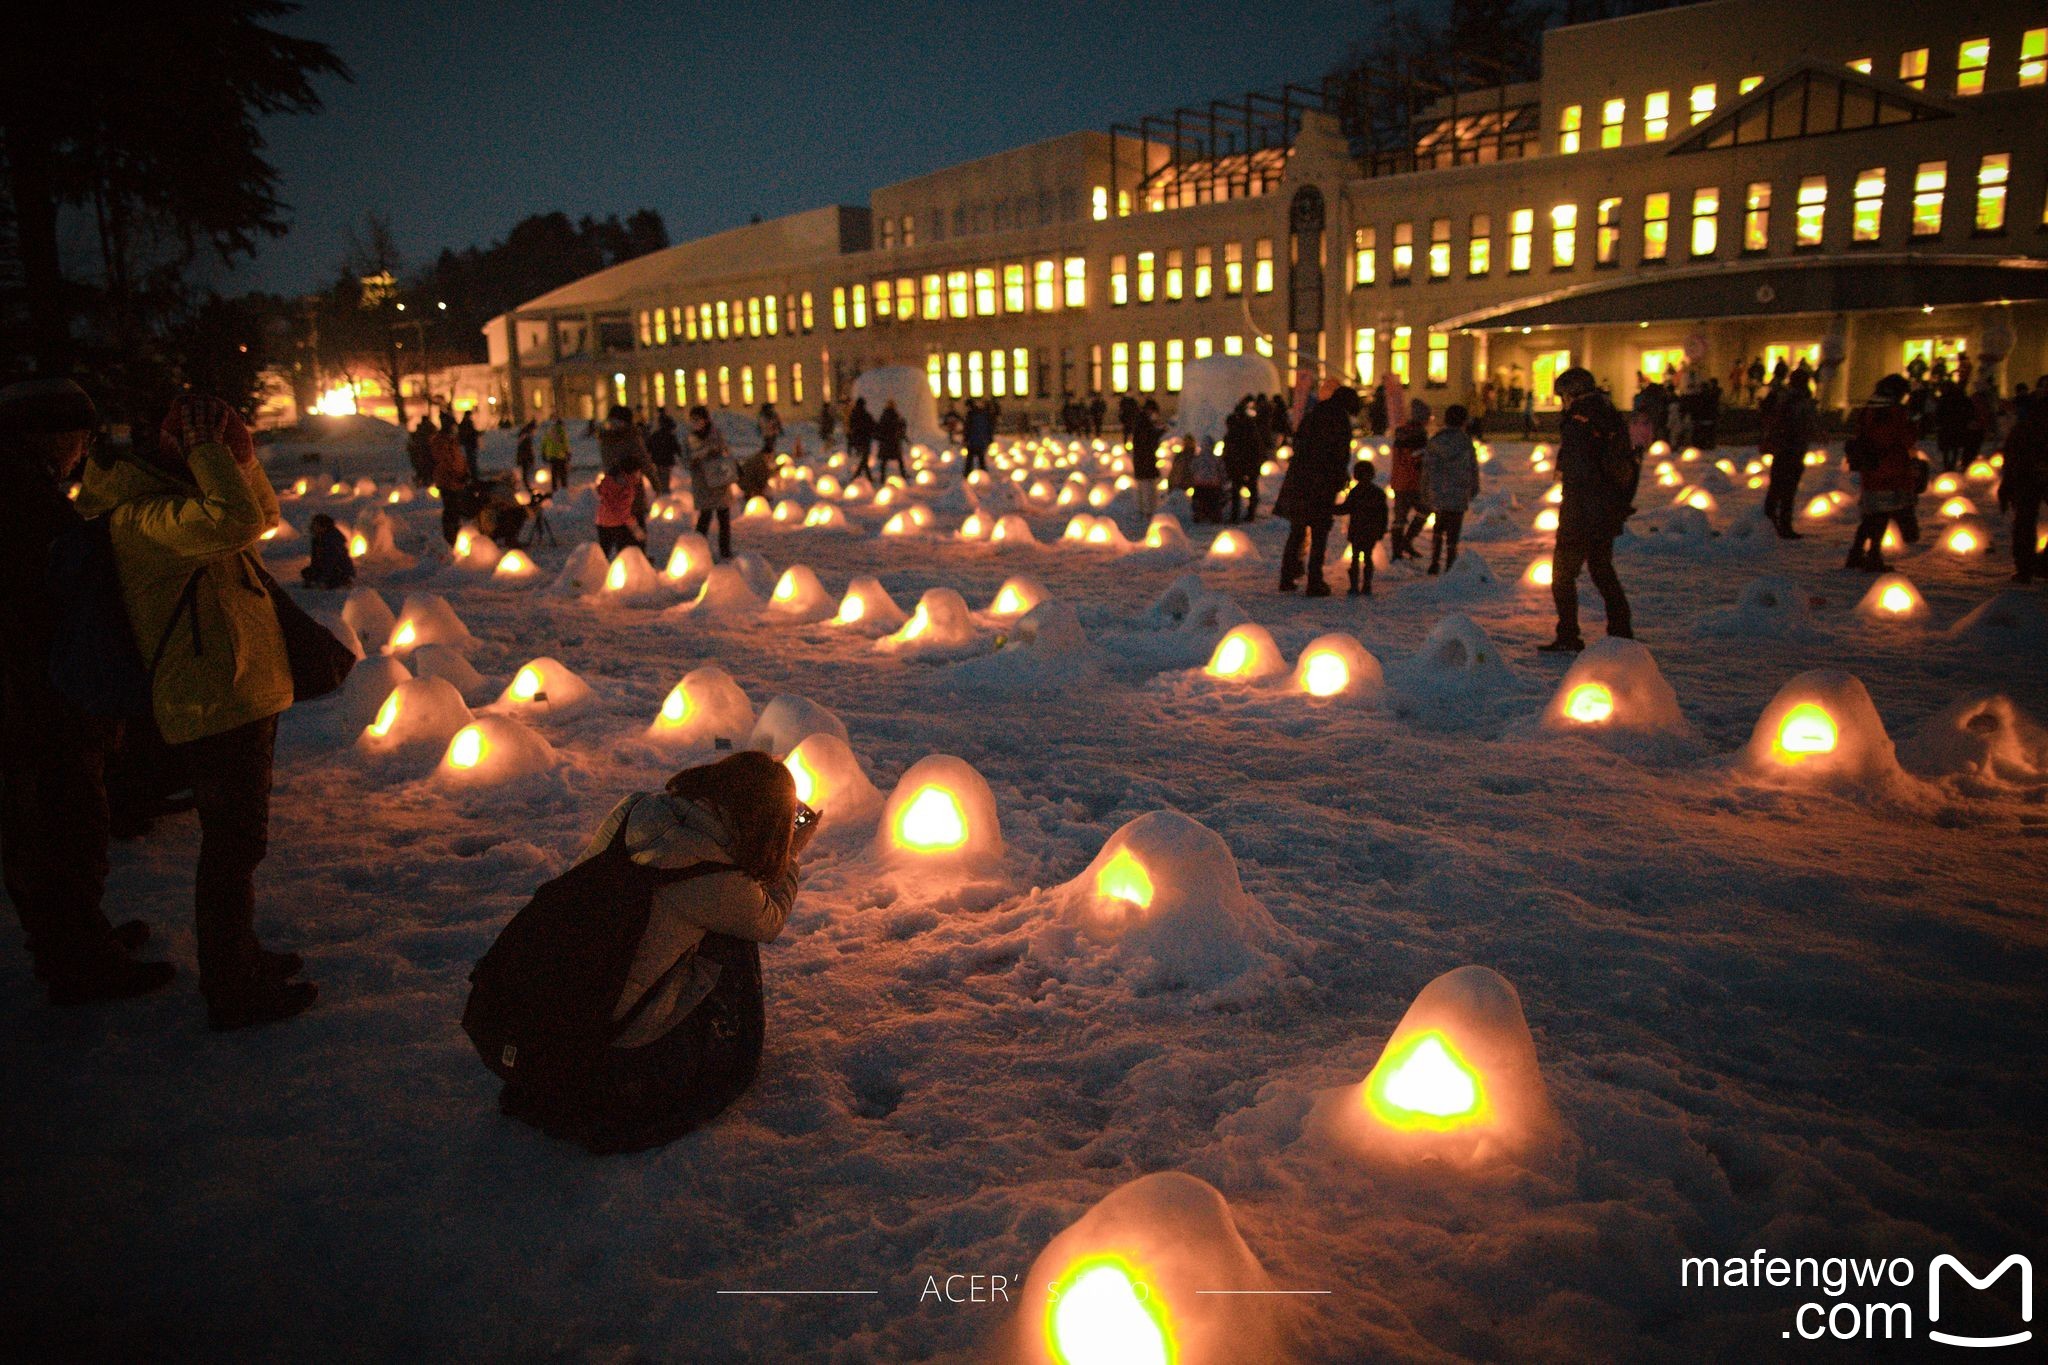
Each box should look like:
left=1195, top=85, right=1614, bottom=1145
left=1274, top=384, right=1361, bottom=597
left=1223, top=397, right=1263, bottom=523
left=1335, top=458, right=1389, bottom=596
left=1542, top=367, right=1635, bottom=651
left=846, top=397, right=876, bottom=482
left=1999, top=390, right=2048, bottom=583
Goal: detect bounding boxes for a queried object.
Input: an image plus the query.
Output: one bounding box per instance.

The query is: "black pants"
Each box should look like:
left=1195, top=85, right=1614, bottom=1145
left=548, top=457, right=569, bottom=490
left=963, top=444, right=988, bottom=475
left=1848, top=507, right=1920, bottom=568
left=1228, top=472, right=1259, bottom=522
left=1347, top=545, right=1375, bottom=593
left=695, top=506, right=731, bottom=559
left=1391, top=491, right=1426, bottom=555
left=1430, top=509, right=1466, bottom=569
left=1, top=736, right=113, bottom=979
left=2013, top=491, right=2043, bottom=581
left=1551, top=527, right=1631, bottom=643
left=1762, top=451, right=1805, bottom=529
left=1281, top=514, right=1334, bottom=587
left=877, top=447, right=907, bottom=480
left=850, top=440, right=874, bottom=482
left=596, top=524, right=640, bottom=559
left=174, top=715, right=278, bottom=995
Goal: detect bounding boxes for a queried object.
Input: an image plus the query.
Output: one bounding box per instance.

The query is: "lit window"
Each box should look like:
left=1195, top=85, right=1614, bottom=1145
left=1136, top=250, right=1155, bottom=303
left=765, top=296, right=779, bottom=335
left=1975, top=153, right=2009, bottom=232
left=1550, top=204, right=1577, bottom=268
left=988, top=348, right=1005, bottom=398
left=945, top=352, right=962, bottom=399
left=695, top=369, right=708, bottom=404
left=1222, top=334, right=1243, bottom=356
left=947, top=269, right=970, bottom=318
left=1390, top=326, right=1412, bottom=384
left=1004, top=263, right=1026, bottom=313
left=1091, top=186, right=1109, bottom=221
left=1254, top=335, right=1273, bottom=357
left=1166, top=339, right=1185, bottom=392
left=1137, top=340, right=1157, bottom=392
left=1643, top=192, right=1670, bottom=260
left=921, top=274, right=943, bottom=320
left=1110, top=254, right=1128, bottom=306
left=1912, top=161, right=1946, bottom=236
left=1392, top=222, right=1414, bottom=279
left=1796, top=176, right=1828, bottom=247
left=1644, top=90, right=1669, bottom=141
left=717, top=365, right=731, bottom=406
left=1195, top=245, right=1214, bottom=297
left=1353, top=228, right=1376, bottom=285
left=800, top=292, right=813, bottom=331
left=1509, top=208, right=1534, bottom=272
left=874, top=279, right=892, bottom=321
left=1429, top=217, right=1451, bottom=278
left=715, top=300, right=729, bottom=339
left=849, top=286, right=866, bottom=330
left=896, top=278, right=913, bottom=322
left=1852, top=169, right=1883, bottom=242
left=651, top=370, right=664, bottom=406
left=1118, top=190, right=1131, bottom=217
left=2023, top=28, right=2047, bottom=86
left=1468, top=214, right=1491, bottom=274
left=1596, top=198, right=1621, bottom=264
left=1063, top=256, right=1087, bottom=308
left=879, top=218, right=896, bottom=250
left=1739, top=74, right=1762, bottom=93
left=1193, top=336, right=1213, bottom=358
left=740, top=366, right=754, bottom=405
left=1558, top=103, right=1582, bottom=154
left=764, top=364, right=777, bottom=405
left=1690, top=187, right=1719, bottom=257
left=1012, top=347, right=1028, bottom=396
left=1689, top=82, right=1716, bottom=124
left=748, top=296, right=764, bottom=336
left=1253, top=238, right=1274, bottom=293
left=1426, top=331, right=1449, bottom=386
left=1224, top=241, right=1243, bottom=295
left=791, top=363, right=804, bottom=405
left=1354, top=326, right=1376, bottom=385
left=1034, top=260, right=1056, bottom=311
left=684, top=305, right=698, bottom=342
left=900, top=214, right=915, bottom=247
left=926, top=354, right=942, bottom=395
left=1089, top=345, right=1102, bottom=391
left=831, top=287, right=846, bottom=331
left=1956, top=37, right=1989, bottom=95
left=974, top=267, right=996, bottom=316
left=1899, top=48, right=1928, bottom=89
left=967, top=350, right=983, bottom=399
left=1847, top=57, right=1872, bottom=74
left=1110, top=341, right=1130, bottom=392
left=1742, top=182, right=1771, bottom=250
left=672, top=367, right=684, bottom=400
left=1165, top=249, right=1183, bottom=300
left=1600, top=97, right=1625, bottom=148
left=652, top=310, right=667, bottom=345
left=637, top=310, right=651, bottom=346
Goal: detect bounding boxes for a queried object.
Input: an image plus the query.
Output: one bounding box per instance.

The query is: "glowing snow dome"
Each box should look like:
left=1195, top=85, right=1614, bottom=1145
left=647, top=663, right=755, bottom=749
left=1538, top=637, right=1686, bottom=737
left=340, top=588, right=396, bottom=652
left=340, top=654, right=411, bottom=734
left=660, top=532, right=714, bottom=589
left=781, top=732, right=882, bottom=826
left=493, top=656, right=594, bottom=717
left=997, top=1172, right=1281, bottom=1365
left=357, top=675, right=472, bottom=754
left=1205, top=527, right=1258, bottom=562
left=550, top=542, right=611, bottom=598
left=1854, top=573, right=1928, bottom=624
left=747, top=694, right=849, bottom=760
left=1289, top=632, right=1384, bottom=701
left=877, top=587, right=979, bottom=656
left=675, top=563, right=765, bottom=620
left=598, top=545, right=662, bottom=599
left=1737, top=669, right=1903, bottom=790
left=1201, top=624, right=1286, bottom=683
left=875, top=753, right=1002, bottom=869
left=1140, top=514, right=1193, bottom=557
left=830, top=576, right=908, bottom=634
left=411, top=643, right=485, bottom=701
left=384, top=593, right=477, bottom=655
left=434, top=713, right=556, bottom=787
left=764, top=564, right=836, bottom=622
left=982, top=575, right=1048, bottom=622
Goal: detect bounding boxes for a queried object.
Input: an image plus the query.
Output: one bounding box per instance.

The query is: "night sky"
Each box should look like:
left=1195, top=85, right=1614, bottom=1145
left=231, top=0, right=1404, bottom=297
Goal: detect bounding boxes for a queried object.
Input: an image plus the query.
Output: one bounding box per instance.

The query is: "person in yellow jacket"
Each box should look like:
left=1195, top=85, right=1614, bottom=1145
left=78, top=394, right=317, bottom=1030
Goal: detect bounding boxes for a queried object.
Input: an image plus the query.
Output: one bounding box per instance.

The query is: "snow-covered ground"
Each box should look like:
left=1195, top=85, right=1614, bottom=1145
left=5, top=419, right=2045, bottom=1362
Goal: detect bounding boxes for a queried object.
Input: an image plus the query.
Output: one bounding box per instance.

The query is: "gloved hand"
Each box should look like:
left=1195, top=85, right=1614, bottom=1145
left=162, top=393, right=256, bottom=466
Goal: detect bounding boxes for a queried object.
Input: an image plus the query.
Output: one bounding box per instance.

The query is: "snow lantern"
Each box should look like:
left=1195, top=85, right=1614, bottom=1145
left=877, top=754, right=1002, bottom=868
left=1520, top=556, right=1553, bottom=590
left=1000, top=1172, right=1281, bottom=1365
left=1947, top=590, right=2048, bottom=649
left=435, top=714, right=555, bottom=786
left=1539, top=638, right=1685, bottom=735
left=1533, top=506, right=1560, bottom=533
left=341, top=654, right=411, bottom=733
left=1347, top=965, right=1559, bottom=1166
left=772, top=499, right=804, bottom=524
left=648, top=663, right=756, bottom=748
left=260, top=515, right=298, bottom=543
left=1141, top=515, right=1193, bottom=556
left=1202, top=624, right=1286, bottom=682
left=831, top=576, right=909, bottom=634
left=601, top=545, right=661, bottom=598
left=1938, top=495, right=1977, bottom=519
left=957, top=511, right=993, bottom=542
left=349, top=511, right=413, bottom=568
left=1206, top=528, right=1258, bottom=562
left=1855, top=573, right=1928, bottom=623
left=1410, top=613, right=1505, bottom=679
left=494, top=656, right=593, bottom=716
left=990, top=513, right=1038, bottom=547
left=492, top=548, right=539, bottom=581
left=1291, top=633, right=1383, bottom=700
left=309, top=607, right=363, bottom=661
left=340, top=588, right=397, bottom=651
left=1060, top=514, right=1096, bottom=543
left=782, top=732, right=882, bottom=825
left=1738, top=670, right=1900, bottom=787
left=1930, top=471, right=1963, bottom=496
left=877, top=588, right=978, bottom=654
left=1896, top=693, right=2048, bottom=789
left=412, top=643, right=485, bottom=700
left=1965, top=459, right=1997, bottom=483
left=815, top=474, right=844, bottom=498
left=451, top=526, right=502, bottom=572
left=384, top=593, right=476, bottom=654
left=803, top=502, right=852, bottom=532
left=662, top=533, right=713, bottom=589
left=1942, top=519, right=1988, bottom=555
left=678, top=563, right=764, bottom=619
left=766, top=564, right=835, bottom=622
left=358, top=676, right=472, bottom=754
left=880, top=511, right=915, bottom=536
left=740, top=495, right=772, bottom=519
left=748, top=694, right=849, bottom=760
left=1082, top=518, right=1133, bottom=552
left=984, top=575, right=1048, bottom=621
left=551, top=542, right=610, bottom=597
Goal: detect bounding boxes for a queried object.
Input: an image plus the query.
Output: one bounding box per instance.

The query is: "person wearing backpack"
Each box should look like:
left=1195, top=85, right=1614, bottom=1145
left=469, top=751, right=816, bottom=1153
left=0, top=379, right=175, bottom=1005
left=78, top=393, right=315, bottom=1030
left=1541, top=367, right=1635, bottom=653
left=686, top=405, right=736, bottom=559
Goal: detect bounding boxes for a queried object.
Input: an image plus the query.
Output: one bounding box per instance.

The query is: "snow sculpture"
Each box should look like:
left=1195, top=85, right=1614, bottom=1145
left=647, top=663, right=755, bottom=749
left=1854, top=573, right=1928, bottom=624
left=1947, top=590, right=2048, bottom=649
left=450, top=525, right=501, bottom=573
left=1206, top=527, right=1258, bottom=562
left=411, top=643, right=485, bottom=700
left=1539, top=638, right=1684, bottom=735
left=493, top=656, right=593, bottom=717
left=803, top=502, right=852, bottom=532
left=765, top=565, right=835, bottom=622
left=1167, top=352, right=1281, bottom=444
left=1290, top=633, right=1383, bottom=700
left=341, top=655, right=410, bottom=733
left=1896, top=693, right=2048, bottom=789
left=1140, top=515, right=1193, bottom=557
left=358, top=676, right=472, bottom=754
left=1696, top=575, right=1818, bottom=639
left=599, top=545, right=660, bottom=599
left=384, top=593, right=477, bottom=654
left=435, top=714, right=555, bottom=786
left=492, top=548, right=539, bottom=581
left=989, top=513, right=1038, bottom=547
left=340, top=588, right=396, bottom=651
left=957, top=511, right=994, bottom=542
left=747, top=694, right=848, bottom=759
left=876, top=754, right=1002, bottom=869
left=983, top=576, right=1047, bottom=621
left=1202, top=624, right=1286, bottom=682
left=877, top=588, right=978, bottom=655
left=848, top=365, right=946, bottom=450
left=677, top=563, right=764, bottom=619
left=831, top=577, right=909, bottom=634
left=1738, top=670, right=1901, bottom=788
left=550, top=542, right=609, bottom=597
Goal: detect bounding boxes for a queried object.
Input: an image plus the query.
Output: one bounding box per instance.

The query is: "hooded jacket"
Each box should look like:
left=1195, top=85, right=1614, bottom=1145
left=1273, top=387, right=1360, bottom=521
left=77, top=444, right=291, bottom=745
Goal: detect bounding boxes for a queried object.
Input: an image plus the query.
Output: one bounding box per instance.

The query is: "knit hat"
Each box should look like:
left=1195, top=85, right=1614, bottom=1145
left=0, top=378, right=97, bottom=433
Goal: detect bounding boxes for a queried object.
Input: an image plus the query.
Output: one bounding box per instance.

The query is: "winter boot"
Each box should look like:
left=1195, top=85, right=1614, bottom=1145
left=207, top=979, right=319, bottom=1032
left=1537, top=636, right=1586, bottom=654
left=1305, top=579, right=1332, bottom=598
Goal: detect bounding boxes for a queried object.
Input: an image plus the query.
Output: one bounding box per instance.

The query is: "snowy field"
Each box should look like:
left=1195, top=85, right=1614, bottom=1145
left=5, top=414, right=2046, bottom=1362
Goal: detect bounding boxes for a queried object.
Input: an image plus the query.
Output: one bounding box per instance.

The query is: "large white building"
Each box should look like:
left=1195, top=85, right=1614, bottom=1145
left=488, top=0, right=2048, bottom=426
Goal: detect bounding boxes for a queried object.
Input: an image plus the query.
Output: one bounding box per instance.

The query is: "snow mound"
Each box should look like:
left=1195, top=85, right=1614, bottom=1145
left=829, top=576, right=908, bottom=634
left=674, top=563, right=764, bottom=620
left=1895, top=693, right=2048, bottom=793
left=434, top=714, right=556, bottom=787
left=1391, top=614, right=1518, bottom=694
left=450, top=527, right=501, bottom=574
left=782, top=732, right=881, bottom=827
left=1404, top=547, right=1501, bottom=600
left=1205, top=527, right=1259, bottom=563
left=1695, top=575, right=1821, bottom=640
left=981, top=513, right=1030, bottom=549
left=877, top=588, right=981, bottom=658
left=1138, top=514, right=1194, bottom=558
left=982, top=575, right=1047, bottom=622
left=1946, top=590, right=2048, bottom=650
left=1854, top=572, right=1930, bottom=625
left=875, top=753, right=1003, bottom=871
left=848, top=365, right=946, bottom=450
left=1460, top=503, right=1526, bottom=542
left=550, top=542, right=609, bottom=598
left=748, top=694, right=849, bottom=759
left=356, top=676, right=472, bottom=755
left=1144, top=574, right=1248, bottom=637
left=492, top=657, right=594, bottom=718
left=995, top=1172, right=1283, bottom=1365
left=1201, top=623, right=1287, bottom=683
left=660, top=533, right=713, bottom=591
left=647, top=664, right=756, bottom=750
left=340, top=654, right=410, bottom=733
left=1539, top=638, right=1686, bottom=738
left=1073, top=516, right=1132, bottom=553
left=1006, top=599, right=1087, bottom=655
left=729, top=551, right=777, bottom=598
left=386, top=594, right=477, bottom=654
left=411, top=643, right=485, bottom=701
left=956, top=511, right=994, bottom=543
left=1309, top=964, right=1563, bottom=1169
left=340, top=588, right=396, bottom=650
left=489, top=548, right=540, bottom=583
left=596, top=545, right=661, bottom=601
left=1290, top=633, right=1384, bottom=701
left=764, top=564, right=835, bottom=623
left=1167, top=352, right=1281, bottom=443
left=1737, top=669, right=1903, bottom=791
left=308, top=606, right=363, bottom=661
left=801, top=502, right=854, bottom=533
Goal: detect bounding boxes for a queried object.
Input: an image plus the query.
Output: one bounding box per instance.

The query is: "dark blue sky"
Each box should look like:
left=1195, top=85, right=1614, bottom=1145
left=232, top=0, right=1395, bottom=295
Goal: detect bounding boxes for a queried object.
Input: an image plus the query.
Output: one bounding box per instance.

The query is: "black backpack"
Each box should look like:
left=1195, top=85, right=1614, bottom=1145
left=464, top=805, right=730, bottom=1096
left=46, top=516, right=198, bottom=720
left=1594, top=407, right=1643, bottom=504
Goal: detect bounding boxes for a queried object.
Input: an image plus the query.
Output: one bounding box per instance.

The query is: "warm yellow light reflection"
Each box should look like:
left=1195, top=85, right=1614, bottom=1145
left=1878, top=583, right=1914, bottom=615
left=835, top=593, right=866, bottom=624
left=773, top=571, right=799, bottom=602
left=1562, top=681, right=1615, bottom=724
left=1775, top=703, right=1838, bottom=761
left=1300, top=650, right=1349, bottom=698
left=605, top=557, right=629, bottom=591
left=350, top=534, right=369, bottom=557
left=1095, top=848, right=1154, bottom=908
left=447, top=725, right=485, bottom=769
left=367, top=691, right=400, bottom=738
left=1364, top=1030, right=1489, bottom=1132
left=1207, top=633, right=1252, bottom=678
left=785, top=749, right=818, bottom=806
left=657, top=685, right=691, bottom=726
left=1046, top=1255, right=1173, bottom=1365
left=1945, top=526, right=1980, bottom=553
left=509, top=666, right=544, bottom=702
left=389, top=621, right=417, bottom=650
left=894, top=785, right=968, bottom=851
left=496, top=549, right=533, bottom=576
left=1534, top=507, right=1559, bottom=532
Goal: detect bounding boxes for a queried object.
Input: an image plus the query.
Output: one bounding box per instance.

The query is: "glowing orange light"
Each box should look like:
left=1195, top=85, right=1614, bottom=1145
left=389, top=621, right=417, bottom=650
left=1878, top=583, right=1914, bottom=615
left=1562, top=681, right=1615, bottom=724
left=1209, top=529, right=1247, bottom=557
left=1207, top=633, right=1253, bottom=678
left=1945, top=526, right=1980, bottom=553
left=1774, top=703, right=1838, bottom=761
left=496, top=550, right=533, bottom=576
left=1095, top=847, right=1154, bottom=908
left=454, top=528, right=475, bottom=556
left=894, top=785, right=967, bottom=852
left=657, top=684, right=691, bottom=726
left=1525, top=558, right=1553, bottom=587
left=772, top=571, right=799, bottom=602
left=350, top=534, right=369, bottom=557
left=1534, top=507, right=1559, bottom=532
left=1939, top=496, right=1975, bottom=519
left=901, top=605, right=931, bottom=640
left=446, top=725, right=485, bottom=769
left=784, top=749, right=818, bottom=805
left=1045, top=1254, right=1173, bottom=1365
left=1364, top=1030, right=1490, bottom=1132
left=367, top=691, right=400, bottom=738
left=509, top=666, right=544, bottom=702
left=605, top=557, right=629, bottom=591
left=1300, top=650, right=1349, bottom=698
left=835, top=593, right=866, bottom=624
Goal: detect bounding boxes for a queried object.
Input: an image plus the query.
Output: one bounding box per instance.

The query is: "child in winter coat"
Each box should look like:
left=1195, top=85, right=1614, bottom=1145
left=593, top=469, right=646, bottom=560
left=1419, top=404, right=1480, bottom=574
left=1189, top=438, right=1227, bottom=523
left=1388, top=402, right=1431, bottom=558
left=299, top=513, right=355, bottom=589
left=1335, top=460, right=1389, bottom=595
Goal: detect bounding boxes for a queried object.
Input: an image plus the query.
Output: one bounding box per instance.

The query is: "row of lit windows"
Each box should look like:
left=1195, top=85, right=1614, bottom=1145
left=1554, top=33, right=2046, bottom=157
left=644, top=361, right=806, bottom=411
left=638, top=293, right=817, bottom=349
left=1350, top=326, right=1452, bottom=389
left=831, top=257, right=1088, bottom=331
left=924, top=348, right=1033, bottom=401
left=1109, top=239, right=1275, bottom=305
left=1084, top=334, right=1273, bottom=395
left=1352, top=153, right=2020, bottom=286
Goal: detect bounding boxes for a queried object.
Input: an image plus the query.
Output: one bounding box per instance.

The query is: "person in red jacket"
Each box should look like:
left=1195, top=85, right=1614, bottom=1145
left=430, top=420, right=470, bottom=546
left=1844, top=374, right=1925, bottom=573
left=1387, top=400, right=1430, bottom=559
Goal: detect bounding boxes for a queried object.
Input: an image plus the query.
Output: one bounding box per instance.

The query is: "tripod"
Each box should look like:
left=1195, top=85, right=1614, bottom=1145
left=527, top=496, right=557, bottom=547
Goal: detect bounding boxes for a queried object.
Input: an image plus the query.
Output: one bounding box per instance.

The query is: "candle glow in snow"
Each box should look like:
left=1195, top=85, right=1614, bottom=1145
left=492, top=548, right=537, bottom=580
left=341, top=588, right=397, bottom=651
left=877, top=588, right=978, bottom=655
left=830, top=577, right=908, bottom=634
left=877, top=754, right=1002, bottom=868
left=646, top=663, right=755, bottom=748
left=1739, top=670, right=1903, bottom=787
left=435, top=714, right=556, bottom=786
left=602, top=545, right=660, bottom=597
left=1206, top=528, right=1256, bottom=561
left=1539, top=638, right=1685, bottom=737
left=1203, top=624, right=1285, bottom=682
left=781, top=732, right=881, bottom=826
left=747, top=694, right=849, bottom=760
left=1855, top=573, right=1927, bottom=622
left=494, top=657, right=592, bottom=715
left=985, top=575, right=1048, bottom=621
left=766, top=565, right=835, bottom=622
left=1290, top=633, right=1383, bottom=700
left=662, top=533, right=712, bottom=586
left=358, top=676, right=472, bottom=754
left=382, top=594, right=476, bottom=655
